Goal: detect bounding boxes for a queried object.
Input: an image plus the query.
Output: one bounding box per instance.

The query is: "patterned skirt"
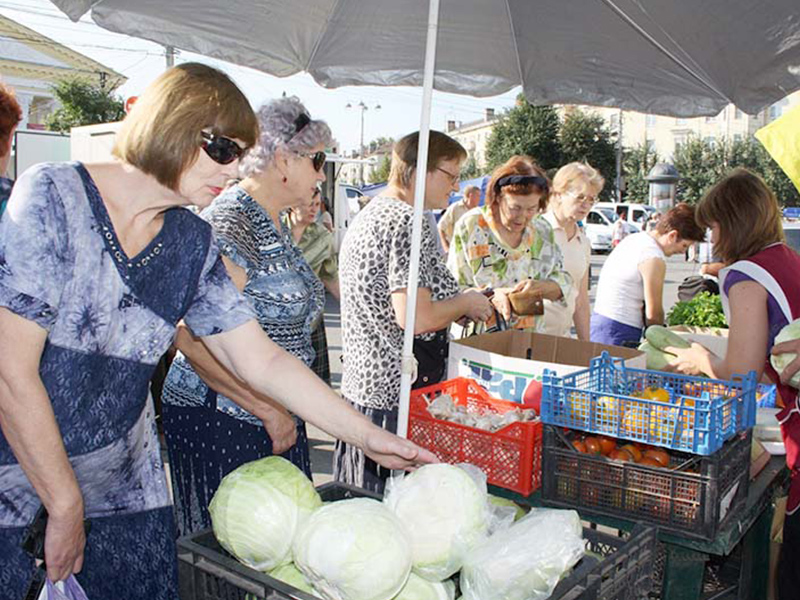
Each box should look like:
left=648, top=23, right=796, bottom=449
left=162, top=402, right=311, bottom=538
left=310, top=318, right=331, bottom=385
left=0, top=507, right=178, bottom=600
left=332, top=401, right=398, bottom=494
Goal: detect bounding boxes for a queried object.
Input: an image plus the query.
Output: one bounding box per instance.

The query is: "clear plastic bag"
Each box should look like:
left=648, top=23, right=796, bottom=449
left=37, top=576, right=89, bottom=600
left=460, top=508, right=586, bottom=600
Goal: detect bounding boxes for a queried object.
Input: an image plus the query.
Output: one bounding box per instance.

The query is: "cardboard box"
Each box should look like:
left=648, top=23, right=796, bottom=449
left=447, top=330, right=645, bottom=403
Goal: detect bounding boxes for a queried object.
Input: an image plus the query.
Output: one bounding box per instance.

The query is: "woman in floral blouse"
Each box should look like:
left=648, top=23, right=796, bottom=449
left=447, top=155, right=572, bottom=333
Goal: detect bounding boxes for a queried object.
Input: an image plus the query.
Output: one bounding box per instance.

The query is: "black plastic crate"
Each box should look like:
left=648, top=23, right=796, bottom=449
left=541, top=426, right=751, bottom=540
left=177, top=482, right=656, bottom=600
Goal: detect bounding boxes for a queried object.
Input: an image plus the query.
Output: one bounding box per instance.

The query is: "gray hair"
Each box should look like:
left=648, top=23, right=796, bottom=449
left=240, top=96, right=332, bottom=177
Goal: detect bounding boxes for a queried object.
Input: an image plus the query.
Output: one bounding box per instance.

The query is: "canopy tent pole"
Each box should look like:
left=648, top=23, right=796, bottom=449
left=395, top=0, right=441, bottom=439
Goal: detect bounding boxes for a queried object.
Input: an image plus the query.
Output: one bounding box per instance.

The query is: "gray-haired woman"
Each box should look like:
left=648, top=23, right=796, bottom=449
left=162, top=96, right=331, bottom=536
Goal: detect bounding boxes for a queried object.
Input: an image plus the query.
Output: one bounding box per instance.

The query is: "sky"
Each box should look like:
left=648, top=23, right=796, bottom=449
left=0, top=0, right=519, bottom=154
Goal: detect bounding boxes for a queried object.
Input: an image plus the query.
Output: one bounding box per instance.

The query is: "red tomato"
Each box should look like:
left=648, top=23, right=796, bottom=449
left=644, top=448, right=671, bottom=467
left=584, top=437, right=602, bottom=455
left=610, top=448, right=634, bottom=462
left=620, top=444, right=643, bottom=463
left=572, top=440, right=587, bottom=453
left=597, top=437, right=616, bottom=456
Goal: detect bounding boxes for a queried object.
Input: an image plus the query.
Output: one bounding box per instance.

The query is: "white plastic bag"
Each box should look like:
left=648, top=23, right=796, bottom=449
left=37, top=576, right=89, bottom=600
left=460, top=508, right=586, bottom=600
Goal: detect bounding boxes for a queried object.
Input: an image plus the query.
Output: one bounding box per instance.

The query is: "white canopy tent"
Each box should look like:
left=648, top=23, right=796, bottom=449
left=50, top=0, right=800, bottom=436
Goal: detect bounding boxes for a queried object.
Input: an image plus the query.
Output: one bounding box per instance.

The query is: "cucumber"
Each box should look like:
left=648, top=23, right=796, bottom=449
left=645, top=325, right=691, bottom=352
left=638, top=341, right=677, bottom=371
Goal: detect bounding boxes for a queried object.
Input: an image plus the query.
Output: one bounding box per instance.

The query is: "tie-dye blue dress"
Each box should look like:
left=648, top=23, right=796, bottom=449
left=0, top=162, right=254, bottom=599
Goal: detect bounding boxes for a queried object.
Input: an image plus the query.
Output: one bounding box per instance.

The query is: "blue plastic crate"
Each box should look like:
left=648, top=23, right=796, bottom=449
left=540, top=352, right=757, bottom=455
left=756, top=383, right=777, bottom=408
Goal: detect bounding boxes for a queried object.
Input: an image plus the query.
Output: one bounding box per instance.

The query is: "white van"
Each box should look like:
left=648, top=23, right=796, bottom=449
left=595, top=202, right=657, bottom=231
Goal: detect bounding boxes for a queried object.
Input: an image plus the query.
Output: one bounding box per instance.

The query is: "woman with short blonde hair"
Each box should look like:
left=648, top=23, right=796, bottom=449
left=542, top=162, right=604, bottom=339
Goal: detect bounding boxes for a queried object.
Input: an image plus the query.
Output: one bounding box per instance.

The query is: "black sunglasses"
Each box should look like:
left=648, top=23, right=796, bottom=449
left=200, top=131, right=246, bottom=165
left=296, top=150, right=326, bottom=172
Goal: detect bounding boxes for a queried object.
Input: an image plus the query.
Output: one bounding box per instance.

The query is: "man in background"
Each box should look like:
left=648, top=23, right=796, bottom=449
left=438, top=184, right=481, bottom=252
left=0, top=82, right=22, bottom=218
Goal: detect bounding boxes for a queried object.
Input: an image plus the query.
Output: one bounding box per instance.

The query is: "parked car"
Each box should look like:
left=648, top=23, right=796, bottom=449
left=595, top=202, right=657, bottom=231
left=583, top=207, right=637, bottom=253
left=784, top=220, right=800, bottom=254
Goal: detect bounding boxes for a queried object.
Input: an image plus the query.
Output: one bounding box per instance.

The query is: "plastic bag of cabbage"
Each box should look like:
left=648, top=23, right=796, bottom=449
left=384, top=463, right=500, bottom=582
left=771, top=318, right=800, bottom=388
left=460, top=508, right=586, bottom=600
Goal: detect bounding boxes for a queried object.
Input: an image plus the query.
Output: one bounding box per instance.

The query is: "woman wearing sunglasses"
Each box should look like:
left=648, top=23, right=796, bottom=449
left=446, top=155, right=572, bottom=333
left=161, top=96, right=331, bottom=537
left=0, top=64, right=435, bottom=599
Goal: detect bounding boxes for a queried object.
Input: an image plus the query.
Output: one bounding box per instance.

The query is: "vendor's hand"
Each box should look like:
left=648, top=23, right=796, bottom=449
left=514, top=279, right=561, bottom=301
left=45, top=504, right=86, bottom=582
left=664, top=343, right=708, bottom=376
left=363, top=426, right=439, bottom=471
left=490, top=287, right=515, bottom=321
left=461, top=290, right=493, bottom=322
left=772, top=339, right=800, bottom=386
left=261, top=410, right=298, bottom=454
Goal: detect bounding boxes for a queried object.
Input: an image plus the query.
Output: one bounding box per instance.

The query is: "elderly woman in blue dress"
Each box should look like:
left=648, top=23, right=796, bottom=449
left=0, top=64, right=434, bottom=599
left=162, top=97, right=330, bottom=536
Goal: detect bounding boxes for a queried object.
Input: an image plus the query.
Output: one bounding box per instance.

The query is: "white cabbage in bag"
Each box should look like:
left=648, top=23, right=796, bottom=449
left=268, top=563, right=320, bottom=597
left=209, top=456, right=322, bottom=571
left=384, top=463, right=490, bottom=581
left=460, top=508, right=586, bottom=600
left=293, top=498, right=412, bottom=600
left=771, top=318, right=800, bottom=388
left=393, top=573, right=456, bottom=600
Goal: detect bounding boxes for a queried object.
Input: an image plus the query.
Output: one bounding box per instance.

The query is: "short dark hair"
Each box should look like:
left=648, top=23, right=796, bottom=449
left=697, top=168, right=784, bottom=262
left=656, top=202, right=705, bottom=242
left=388, top=130, right=467, bottom=189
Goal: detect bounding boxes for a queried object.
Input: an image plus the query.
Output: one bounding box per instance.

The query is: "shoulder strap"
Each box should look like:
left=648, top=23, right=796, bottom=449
left=719, top=260, right=793, bottom=323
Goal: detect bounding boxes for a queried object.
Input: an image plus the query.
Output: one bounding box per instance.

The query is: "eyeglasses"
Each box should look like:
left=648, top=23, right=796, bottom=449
left=200, top=131, right=246, bottom=165
left=565, top=191, right=598, bottom=204
left=437, top=166, right=460, bottom=185
left=295, top=150, right=326, bottom=172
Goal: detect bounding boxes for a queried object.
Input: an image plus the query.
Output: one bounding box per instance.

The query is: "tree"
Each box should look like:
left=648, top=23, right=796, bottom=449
left=368, top=136, right=394, bottom=154
left=460, top=155, right=482, bottom=180
left=559, top=110, right=618, bottom=200
left=623, top=144, right=661, bottom=203
left=485, top=94, right=561, bottom=171
left=672, top=136, right=721, bottom=204
left=368, top=155, right=391, bottom=184
left=46, top=77, right=125, bottom=133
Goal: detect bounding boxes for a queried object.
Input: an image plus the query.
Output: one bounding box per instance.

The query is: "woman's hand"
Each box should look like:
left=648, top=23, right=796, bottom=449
left=45, top=503, right=86, bottom=582
left=259, top=409, right=298, bottom=454
left=664, top=343, right=711, bottom=376
left=772, top=339, right=800, bottom=386
left=490, top=287, right=515, bottom=321
left=460, top=290, right=493, bottom=322
left=362, top=426, right=439, bottom=470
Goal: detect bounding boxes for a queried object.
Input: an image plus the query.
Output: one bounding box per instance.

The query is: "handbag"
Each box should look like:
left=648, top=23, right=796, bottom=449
left=412, top=328, right=449, bottom=389
left=678, top=275, right=719, bottom=301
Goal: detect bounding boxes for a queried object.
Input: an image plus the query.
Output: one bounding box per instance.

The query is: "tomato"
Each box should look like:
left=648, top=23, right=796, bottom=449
left=597, top=436, right=617, bottom=456
left=522, top=379, right=543, bottom=413
left=610, top=448, right=634, bottom=462
left=638, top=457, right=662, bottom=467
left=644, top=448, right=671, bottom=467
left=584, top=437, right=602, bottom=455
left=620, top=444, right=643, bottom=462
left=571, top=440, right=587, bottom=453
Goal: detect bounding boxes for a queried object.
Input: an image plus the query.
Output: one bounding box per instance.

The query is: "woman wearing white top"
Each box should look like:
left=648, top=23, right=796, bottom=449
left=541, top=162, right=603, bottom=340
left=590, top=203, right=705, bottom=347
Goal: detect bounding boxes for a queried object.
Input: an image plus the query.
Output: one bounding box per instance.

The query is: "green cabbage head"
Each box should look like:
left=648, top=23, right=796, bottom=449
left=269, top=563, right=320, bottom=597
left=771, top=318, right=800, bottom=388
left=293, top=498, right=412, bottom=600
left=393, top=573, right=455, bottom=600
left=384, top=464, right=489, bottom=582
left=209, top=456, right=322, bottom=571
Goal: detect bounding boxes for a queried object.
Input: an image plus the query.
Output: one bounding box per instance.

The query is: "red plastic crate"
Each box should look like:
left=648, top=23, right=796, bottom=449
left=408, top=377, right=542, bottom=496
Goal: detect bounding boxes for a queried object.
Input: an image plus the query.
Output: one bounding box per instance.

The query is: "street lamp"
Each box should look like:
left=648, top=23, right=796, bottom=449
left=346, top=101, right=381, bottom=186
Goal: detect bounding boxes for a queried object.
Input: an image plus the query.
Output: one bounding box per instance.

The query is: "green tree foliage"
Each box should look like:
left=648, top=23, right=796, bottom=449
left=623, top=144, right=661, bottom=203
left=559, top=110, right=618, bottom=200
left=671, top=135, right=800, bottom=206
left=46, top=77, right=125, bottom=133
left=460, top=155, right=482, bottom=180
left=485, top=95, right=562, bottom=171
left=368, top=136, right=394, bottom=154
left=368, top=155, right=391, bottom=184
